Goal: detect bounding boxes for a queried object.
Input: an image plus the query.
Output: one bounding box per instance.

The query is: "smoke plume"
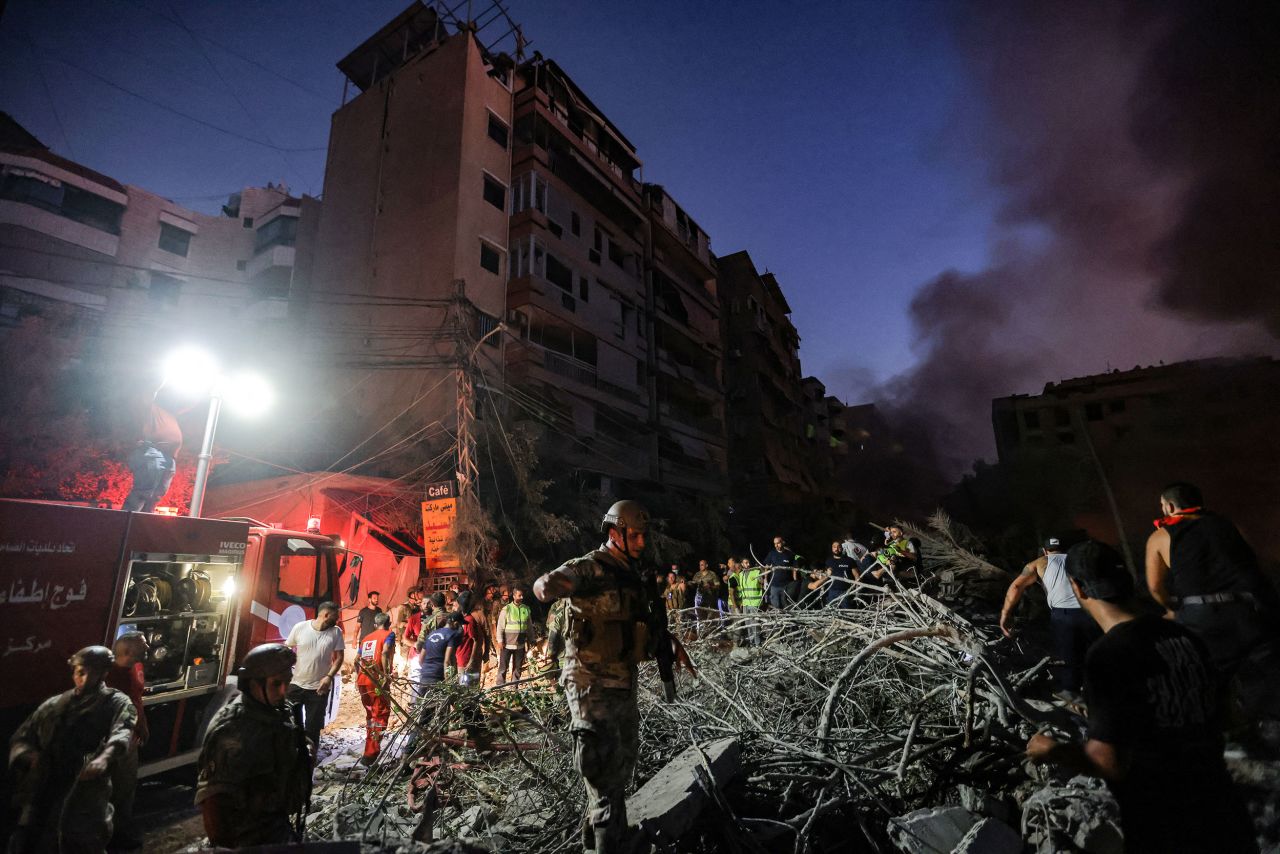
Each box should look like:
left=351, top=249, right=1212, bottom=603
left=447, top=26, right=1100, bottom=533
left=874, top=0, right=1280, bottom=477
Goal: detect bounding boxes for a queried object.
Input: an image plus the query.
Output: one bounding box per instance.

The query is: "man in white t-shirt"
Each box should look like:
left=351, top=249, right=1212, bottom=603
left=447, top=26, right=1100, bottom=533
left=283, top=601, right=345, bottom=756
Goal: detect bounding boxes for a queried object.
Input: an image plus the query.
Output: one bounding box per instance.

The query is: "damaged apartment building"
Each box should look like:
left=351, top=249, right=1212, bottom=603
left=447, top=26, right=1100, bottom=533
left=297, top=1, right=728, bottom=498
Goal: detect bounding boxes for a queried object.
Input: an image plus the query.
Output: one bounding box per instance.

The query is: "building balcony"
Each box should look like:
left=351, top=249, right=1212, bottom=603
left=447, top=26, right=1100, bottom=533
left=659, top=402, right=723, bottom=439
left=246, top=244, right=294, bottom=281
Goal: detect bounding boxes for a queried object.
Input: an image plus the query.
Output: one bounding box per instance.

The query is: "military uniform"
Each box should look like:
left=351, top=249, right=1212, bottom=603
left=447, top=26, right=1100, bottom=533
left=543, top=542, right=656, bottom=853
left=195, top=694, right=310, bottom=847
left=8, top=683, right=136, bottom=853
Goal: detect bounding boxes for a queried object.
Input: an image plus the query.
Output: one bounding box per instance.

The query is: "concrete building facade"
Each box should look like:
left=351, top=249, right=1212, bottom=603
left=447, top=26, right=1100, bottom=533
left=717, top=250, right=816, bottom=540
left=302, top=3, right=728, bottom=498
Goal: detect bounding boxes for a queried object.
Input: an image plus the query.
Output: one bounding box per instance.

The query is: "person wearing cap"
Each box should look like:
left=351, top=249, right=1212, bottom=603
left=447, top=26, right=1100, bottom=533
left=533, top=500, right=693, bottom=854
left=8, top=646, right=137, bottom=853
left=196, top=643, right=311, bottom=847
left=999, top=536, right=1100, bottom=700
left=1026, top=540, right=1256, bottom=854
left=1145, top=482, right=1280, bottom=719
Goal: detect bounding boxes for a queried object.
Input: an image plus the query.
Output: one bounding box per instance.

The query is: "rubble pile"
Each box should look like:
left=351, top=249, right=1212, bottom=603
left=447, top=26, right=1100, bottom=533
left=309, top=583, right=1099, bottom=852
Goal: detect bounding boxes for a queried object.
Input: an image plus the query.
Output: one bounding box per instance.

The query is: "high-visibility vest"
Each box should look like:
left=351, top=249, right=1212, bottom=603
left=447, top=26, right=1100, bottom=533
left=502, top=602, right=531, bottom=634
left=739, top=568, right=764, bottom=607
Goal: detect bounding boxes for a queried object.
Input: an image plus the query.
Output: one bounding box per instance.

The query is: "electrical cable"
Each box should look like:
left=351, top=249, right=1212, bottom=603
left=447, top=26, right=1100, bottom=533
left=14, top=46, right=326, bottom=154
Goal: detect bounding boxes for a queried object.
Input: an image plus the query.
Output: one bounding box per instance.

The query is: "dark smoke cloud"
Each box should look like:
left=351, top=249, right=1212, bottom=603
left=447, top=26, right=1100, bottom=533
left=846, top=0, right=1279, bottom=478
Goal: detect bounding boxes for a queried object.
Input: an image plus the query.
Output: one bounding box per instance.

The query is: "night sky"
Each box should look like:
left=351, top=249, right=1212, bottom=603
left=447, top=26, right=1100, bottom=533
left=2, top=0, right=1275, bottom=472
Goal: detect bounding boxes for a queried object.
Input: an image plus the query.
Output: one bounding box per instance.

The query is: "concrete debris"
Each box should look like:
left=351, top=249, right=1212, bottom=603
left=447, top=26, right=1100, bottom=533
left=301, top=586, right=1145, bottom=852
left=954, top=817, right=1023, bottom=854
left=628, top=738, right=741, bottom=844
left=1021, top=776, right=1124, bottom=854
left=888, top=805, right=976, bottom=853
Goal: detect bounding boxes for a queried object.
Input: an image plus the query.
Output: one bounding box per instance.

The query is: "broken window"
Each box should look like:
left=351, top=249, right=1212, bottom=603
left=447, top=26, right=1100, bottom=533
left=482, top=174, right=506, bottom=211
left=487, top=112, right=509, bottom=149
left=158, top=222, right=192, bottom=257
left=480, top=241, right=503, bottom=275
left=545, top=251, right=573, bottom=291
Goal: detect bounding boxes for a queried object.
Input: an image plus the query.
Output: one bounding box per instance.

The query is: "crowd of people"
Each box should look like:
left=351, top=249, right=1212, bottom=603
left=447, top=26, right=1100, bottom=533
left=7, top=484, right=1277, bottom=853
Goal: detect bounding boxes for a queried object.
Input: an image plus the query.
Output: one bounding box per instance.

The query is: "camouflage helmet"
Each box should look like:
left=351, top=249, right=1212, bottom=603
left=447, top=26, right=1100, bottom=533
left=235, top=643, right=296, bottom=681
left=601, top=500, right=650, bottom=535
left=68, top=645, right=114, bottom=673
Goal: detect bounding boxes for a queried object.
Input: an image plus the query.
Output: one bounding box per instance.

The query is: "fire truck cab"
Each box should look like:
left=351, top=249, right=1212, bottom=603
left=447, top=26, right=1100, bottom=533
left=0, top=499, right=345, bottom=775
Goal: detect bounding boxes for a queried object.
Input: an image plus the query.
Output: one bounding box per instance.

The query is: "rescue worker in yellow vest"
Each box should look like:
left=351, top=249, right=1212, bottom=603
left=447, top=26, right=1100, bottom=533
left=737, top=558, right=765, bottom=647
left=534, top=500, right=693, bottom=854
left=496, top=588, right=532, bottom=685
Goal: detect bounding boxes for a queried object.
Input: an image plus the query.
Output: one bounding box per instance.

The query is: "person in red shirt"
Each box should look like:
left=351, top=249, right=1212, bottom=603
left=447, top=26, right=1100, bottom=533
left=105, top=632, right=150, bottom=848
left=454, top=592, right=491, bottom=687
left=355, top=612, right=395, bottom=764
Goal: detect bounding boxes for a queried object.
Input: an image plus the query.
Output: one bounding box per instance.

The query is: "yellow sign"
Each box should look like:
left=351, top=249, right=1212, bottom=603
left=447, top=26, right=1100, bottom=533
left=421, top=498, right=458, bottom=571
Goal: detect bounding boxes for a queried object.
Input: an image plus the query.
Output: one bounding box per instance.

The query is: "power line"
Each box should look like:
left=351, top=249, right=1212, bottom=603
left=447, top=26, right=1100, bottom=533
left=163, top=1, right=308, bottom=191
left=29, top=44, right=75, bottom=160
left=6, top=38, right=327, bottom=154
left=115, top=0, right=337, bottom=104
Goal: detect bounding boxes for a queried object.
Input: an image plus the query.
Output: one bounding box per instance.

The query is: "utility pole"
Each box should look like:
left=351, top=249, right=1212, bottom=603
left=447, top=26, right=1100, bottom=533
left=451, top=281, right=480, bottom=581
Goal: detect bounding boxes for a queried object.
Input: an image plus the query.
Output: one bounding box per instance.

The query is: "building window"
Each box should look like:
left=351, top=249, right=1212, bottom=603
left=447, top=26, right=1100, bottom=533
left=236, top=260, right=247, bottom=271
left=1085, top=402, right=1103, bottom=421
left=1108, top=399, right=1126, bottom=414
left=1022, top=410, right=1040, bottom=429
left=242, top=217, right=253, bottom=228
left=512, top=172, right=546, bottom=214
left=158, top=223, right=192, bottom=257
left=487, top=112, right=509, bottom=149
left=571, top=212, right=580, bottom=236
left=548, top=220, right=563, bottom=238
left=480, top=241, right=503, bottom=275
left=149, top=272, right=182, bottom=305
left=545, top=251, right=573, bottom=292
left=1054, top=407, right=1070, bottom=427
left=579, top=277, right=589, bottom=302
left=254, top=215, right=298, bottom=253
left=476, top=310, right=501, bottom=346
left=0, top=172, right=124, bottom=234
left=483, top=174, right=506, bottom=211
left=1056, top=431, right=1076, bottom=444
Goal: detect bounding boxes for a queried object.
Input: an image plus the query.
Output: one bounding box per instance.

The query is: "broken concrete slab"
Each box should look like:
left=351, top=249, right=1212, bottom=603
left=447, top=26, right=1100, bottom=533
left=1021, top=776, right=1123, bottom=854
left=954, top=817, right=1023, bottom=854
left=628, top=737, right=740, bottom=844
left=888, top=805, right=976, bottom=854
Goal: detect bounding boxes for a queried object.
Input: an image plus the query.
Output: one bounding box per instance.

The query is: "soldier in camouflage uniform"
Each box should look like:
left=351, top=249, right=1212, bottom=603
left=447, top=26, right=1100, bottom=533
left=534, top=500, right=689, bottom=854
left=8, top=646, right=137, bottom=854
left=195, top=643, right=311, bottom=848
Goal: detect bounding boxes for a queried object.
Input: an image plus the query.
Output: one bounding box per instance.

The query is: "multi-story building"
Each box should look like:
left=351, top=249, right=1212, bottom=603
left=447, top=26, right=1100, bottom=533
left=303, top=3, right=727, bottom=498
left=1, top=116, right=302, bottom=348
left=987, top=357, right=1280, bottom=572
left=717, top=250, right=816, bottom=541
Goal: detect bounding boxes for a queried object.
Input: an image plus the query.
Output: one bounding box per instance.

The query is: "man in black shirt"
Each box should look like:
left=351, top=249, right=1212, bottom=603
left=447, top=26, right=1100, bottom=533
left=355, top=591, right=382, bottom=643
left=763, top=536, right=799, bottom=609
left=823, top=540, right=859, bottom=608
left=1027, top=540, right=1255, bottom=853
left=1145, top=482, right=1280, bottom=720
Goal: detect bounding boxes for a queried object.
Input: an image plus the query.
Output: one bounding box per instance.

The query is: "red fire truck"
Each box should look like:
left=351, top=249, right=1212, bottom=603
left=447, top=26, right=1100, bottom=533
left=0, top=499, right=347, bottom=775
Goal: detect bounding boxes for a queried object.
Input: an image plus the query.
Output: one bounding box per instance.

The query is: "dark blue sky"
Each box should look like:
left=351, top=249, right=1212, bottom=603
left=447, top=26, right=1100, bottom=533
left=0, top=0, right=996, bottom=401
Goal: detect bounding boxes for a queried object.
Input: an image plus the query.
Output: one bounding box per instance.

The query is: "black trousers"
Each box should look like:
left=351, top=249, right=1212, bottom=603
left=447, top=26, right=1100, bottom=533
left=1049, top=607, right=1101, bottom=694
left=287, top=684, right=328, bottom=751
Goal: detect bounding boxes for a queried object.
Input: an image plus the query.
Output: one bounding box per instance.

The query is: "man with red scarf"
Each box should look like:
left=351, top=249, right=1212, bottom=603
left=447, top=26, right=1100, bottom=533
left=1145, top=481, right=1280, bottom=721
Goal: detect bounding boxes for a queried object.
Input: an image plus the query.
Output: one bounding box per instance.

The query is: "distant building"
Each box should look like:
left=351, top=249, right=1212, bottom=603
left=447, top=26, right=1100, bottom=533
left=988, top=357, right=1280, bottom=573
left=717, top=250, right=816, bottom=539
left=0, top=117, right=303, bottom=343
